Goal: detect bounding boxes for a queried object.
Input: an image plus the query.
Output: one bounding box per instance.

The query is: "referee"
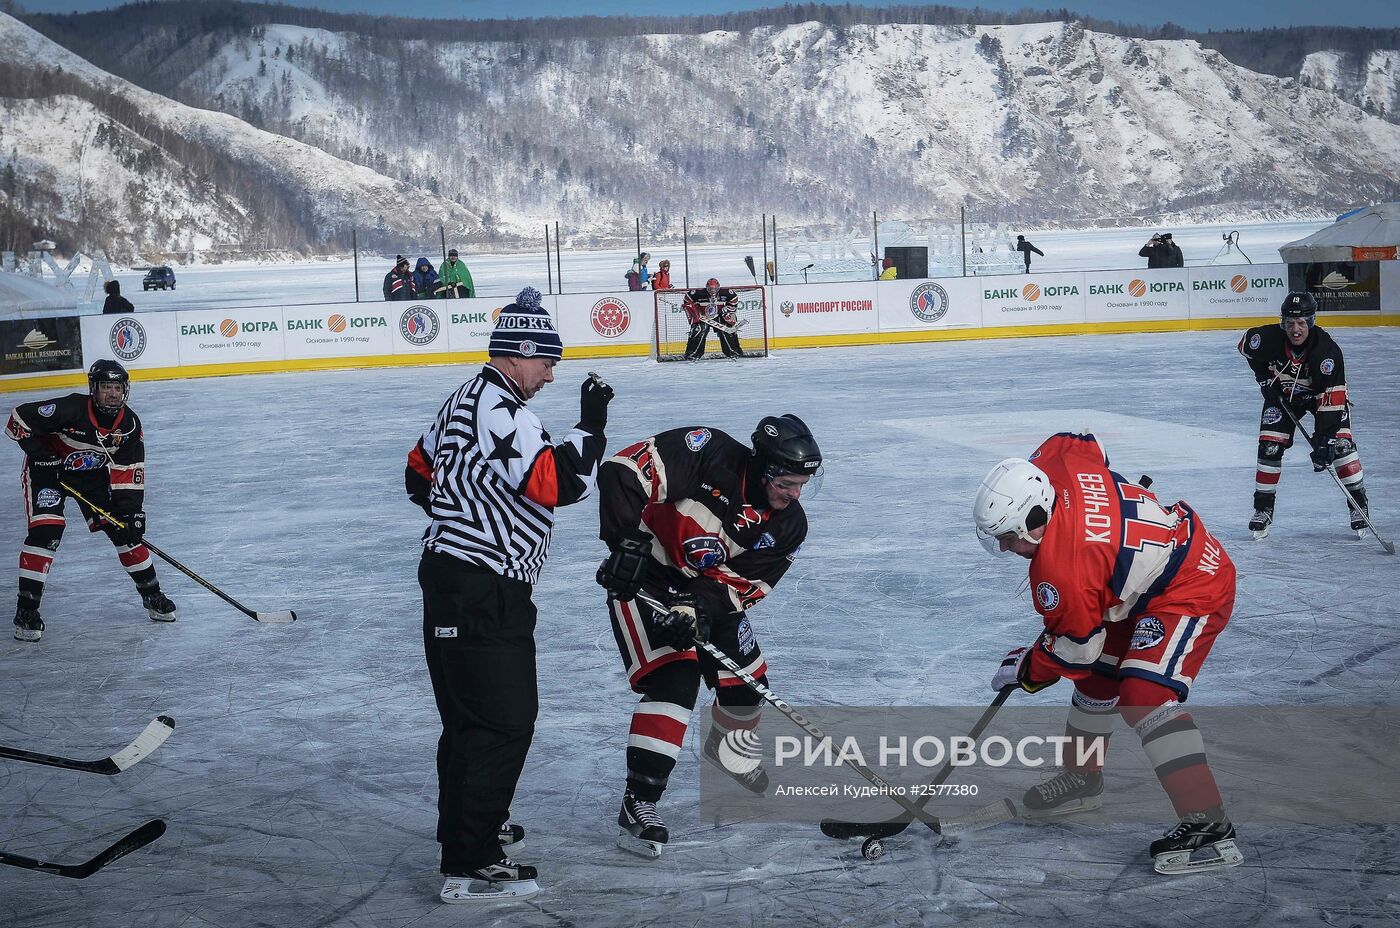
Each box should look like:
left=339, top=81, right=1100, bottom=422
left=405, top=286, right=612, bottom=902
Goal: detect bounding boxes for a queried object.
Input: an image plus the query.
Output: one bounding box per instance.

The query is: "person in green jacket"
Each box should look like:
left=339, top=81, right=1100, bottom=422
left=440, top=249, right=475, bottom=299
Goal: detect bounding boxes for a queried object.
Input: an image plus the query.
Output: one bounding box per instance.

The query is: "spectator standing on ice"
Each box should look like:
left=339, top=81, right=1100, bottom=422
left=413, top=257, right=441, bottom=299
left=1140, top=234, right=1168, bottom=269
left=1162, top=233, right=1185, bottom=268
left=440, top=249, right=475, bottom=298
left=384, top=256, right=414, bottom=301
left=102, top=280, right=134, bottom=315
left=651, top=259, right=672, bottom=291
left=1015, top=235, right=1044, bottom=273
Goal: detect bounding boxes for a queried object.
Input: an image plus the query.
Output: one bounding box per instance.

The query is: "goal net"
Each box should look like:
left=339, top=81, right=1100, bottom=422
left=653, top=286, right=769, bottom=361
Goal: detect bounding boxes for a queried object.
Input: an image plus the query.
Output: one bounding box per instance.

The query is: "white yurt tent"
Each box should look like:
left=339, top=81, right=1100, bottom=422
left=1279, top=203, right=1400, bottom=263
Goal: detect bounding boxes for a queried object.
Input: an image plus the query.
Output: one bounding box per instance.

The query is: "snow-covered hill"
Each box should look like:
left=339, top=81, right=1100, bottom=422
left=168, top=19, right=1400, bottom=230
left=6, top=12, right=1400, bottom=254
left=0, top=13, right=491, bottom=256
left=1300, top=49, right=1399, bottom=119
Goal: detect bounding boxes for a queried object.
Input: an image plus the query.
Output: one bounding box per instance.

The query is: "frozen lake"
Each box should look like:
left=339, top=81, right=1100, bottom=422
left=1, top=328, right=1396, bottom=926
left=95, top=218, right=1331, bottom=313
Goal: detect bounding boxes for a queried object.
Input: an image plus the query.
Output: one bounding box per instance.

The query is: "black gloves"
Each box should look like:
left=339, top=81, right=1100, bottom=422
left=596, top=529, right=650, bottom=601
left=578, top=375, right=614, bottom=434
left=1311, top=437, right=1338, bottom=472
left=651, top=595, right=711, bottom=650
left=405, top=464, right=433, bottom=517
left=109, top=497, right=145, bottom=546
left=1258, top=379, right=1279, bottom=403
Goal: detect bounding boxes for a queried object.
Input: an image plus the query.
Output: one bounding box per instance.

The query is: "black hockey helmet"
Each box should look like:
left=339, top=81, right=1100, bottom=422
left=1280, top=291, right=1317, bottom=325
left=752, top=414, right=823, bottom=480
left=88, top=359, right=130, bottom=414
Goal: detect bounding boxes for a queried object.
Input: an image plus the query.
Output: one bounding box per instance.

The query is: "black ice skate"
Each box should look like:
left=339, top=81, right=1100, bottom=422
left=703, top=727, right=770, bottom=794
left=1150, top=809, right=1244, bottom=875
left=498, top=819, right=525, bottom=850
left=617, top=791, right=668, bottom=859
left=140, top=588, right=177, bottom=623
left=1248, top=507, right=1273, bottom=540
left=13, top=606, right=43, bottom=643
left=439, top=858, right=539, bottom=902
left=1348, top=488, right=1370, bottom=540
left=1022, top=769, right=1104, bottom=820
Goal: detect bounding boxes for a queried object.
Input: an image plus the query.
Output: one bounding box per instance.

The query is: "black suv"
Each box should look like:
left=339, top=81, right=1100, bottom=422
left=143, top=266, right=176, bottom=291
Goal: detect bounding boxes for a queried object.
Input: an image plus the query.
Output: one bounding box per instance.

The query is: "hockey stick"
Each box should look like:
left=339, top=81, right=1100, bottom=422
left=703, top=316, right=746, bottom=335
left=59, top=483, right=299, bottom=621
left=1270, top=402, right=1394, bottom=554
left=632, top=591, right=945, bottom=836
left=820, top=686, right=1016, bottom=840
left=0, top=715, right=174, bottom=775
left=0, top=819, right=166, bottom=878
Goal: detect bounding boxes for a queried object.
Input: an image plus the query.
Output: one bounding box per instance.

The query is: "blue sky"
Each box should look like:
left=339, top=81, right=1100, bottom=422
left=17, top=0, right=1400, bottom=31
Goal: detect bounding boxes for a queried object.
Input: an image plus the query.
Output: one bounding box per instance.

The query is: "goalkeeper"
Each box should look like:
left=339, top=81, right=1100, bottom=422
left=682, top=278, right=743, bottom=360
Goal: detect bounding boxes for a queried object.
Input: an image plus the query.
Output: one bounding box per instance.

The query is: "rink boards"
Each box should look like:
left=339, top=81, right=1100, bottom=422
left=3, top=261, right=1398, bottom=392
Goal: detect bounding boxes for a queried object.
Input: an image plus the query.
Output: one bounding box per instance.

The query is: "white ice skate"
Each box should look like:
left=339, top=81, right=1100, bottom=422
left=439, top=859, right=539, bottom=902
left=1150, top=817, right=1244, bottom=875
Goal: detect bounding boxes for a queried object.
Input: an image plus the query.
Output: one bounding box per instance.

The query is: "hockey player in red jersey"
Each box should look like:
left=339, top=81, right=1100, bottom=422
left=973, top=432, right=1242, bottom=875
left=5, top=360, right=176, bottom=641
left=1238, top=291, right=1368, bottom=539
left=595, top=414, right=820, bottom=857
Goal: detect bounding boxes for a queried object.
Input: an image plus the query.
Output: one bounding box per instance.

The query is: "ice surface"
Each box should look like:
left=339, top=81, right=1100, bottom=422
left=1, top=328, right=1396, bottom=926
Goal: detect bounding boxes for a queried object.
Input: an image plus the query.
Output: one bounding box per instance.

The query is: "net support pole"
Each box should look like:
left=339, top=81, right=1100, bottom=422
left=683, top=216, right=690, bottom=288
left=545, top=224, right=553, bottom=295
left=351, top=228, right=359, bottom=302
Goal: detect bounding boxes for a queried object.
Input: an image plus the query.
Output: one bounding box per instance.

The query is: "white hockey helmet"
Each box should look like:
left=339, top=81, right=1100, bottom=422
left=973, top=458, right=1055, bottom=555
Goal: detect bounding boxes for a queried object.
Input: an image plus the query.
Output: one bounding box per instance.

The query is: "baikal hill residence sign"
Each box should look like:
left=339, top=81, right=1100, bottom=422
left=0, top=317, right=83, bottom=375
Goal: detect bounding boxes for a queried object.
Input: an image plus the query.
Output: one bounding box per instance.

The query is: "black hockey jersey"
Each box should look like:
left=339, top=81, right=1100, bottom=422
left=6, top=393, right=145, bottom=505
left=682, top=288, right=739, bottom=325
left=1238, top=323, right=1350, bottom=439
left=598, top=427, right=807, bottom=615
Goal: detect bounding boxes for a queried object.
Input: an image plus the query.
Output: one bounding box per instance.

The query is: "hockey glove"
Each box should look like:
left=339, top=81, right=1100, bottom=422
left=578, top=375, right=614, bottom=434
left=1311, top=437, right=1338, bottom=473
left=596, top=529, right=651, bottom=601
left=1257, top=379, right=1281, bottom=404
left=651, top=595, right=711, bottom=650
left=991, top=646, right=1055, bottom=694
left=118, top=510, right=146, bottom=547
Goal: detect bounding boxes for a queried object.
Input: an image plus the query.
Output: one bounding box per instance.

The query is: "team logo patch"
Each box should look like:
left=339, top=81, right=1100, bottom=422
left=63, top=451, right=105, bottom=471
left=433, top=627, right=458, bottom=638
left=590, top=297, right=631, bottom=338
left=109, top=317, right=148, bottom=361
left=736, top=618, right=757, bottom=656
left=37, top=403, right=56, bottom=417
left=909, top=282, right=950, bottom=323
left=682, top=535, right=727, bottom=570
left=399, top=305, right=441, bottom=346
left=1035, top=582, right=1060, bottom=611
left=1249, top=333, right=1261, bottom=350
left=1130, top=616, right=1167, bottom=651
left=753, top=532, right=776, bottom=550
left=35, top=488, right=62, bottom=508
left=1262, top=407, right=1283, bottom=425
left=1265, top=443, right=1283, bottom=457
left=1320, top=358, right=1335, bottom=375
left=685, top=428, right=712, bottom=452
left=518, top=340, right=537, bottom=357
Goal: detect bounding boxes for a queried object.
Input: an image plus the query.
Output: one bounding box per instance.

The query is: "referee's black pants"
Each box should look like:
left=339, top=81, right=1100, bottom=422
left=419, top=550, right=538, bottom=874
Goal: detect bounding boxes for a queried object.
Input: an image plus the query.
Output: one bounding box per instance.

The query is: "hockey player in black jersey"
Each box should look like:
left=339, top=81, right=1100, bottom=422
left=595, top=414, right=820, bottom=857
left=682, top=278, right=743, bottom=360
left=5, top=360, right=175, bottom=641
left=1238, top=292, right=1369, bottom=539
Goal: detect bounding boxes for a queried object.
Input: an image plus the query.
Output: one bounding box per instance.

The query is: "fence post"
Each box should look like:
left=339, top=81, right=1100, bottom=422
left=352, top=228, right=360, bottom=302
left=872, top=210, right=879, bottom=281
left=683, top=216, right=690, bottom=289
left=761, top=213, right=767, bottom=286
left=960, top=206, right=967, bottom=277
left=635, top=217, right=641, bottom=266
left=555, top=221, right=563, bottom=294
left=770, top=216, right=778, bottom=285
left=545, top=224, right=553, bottom=295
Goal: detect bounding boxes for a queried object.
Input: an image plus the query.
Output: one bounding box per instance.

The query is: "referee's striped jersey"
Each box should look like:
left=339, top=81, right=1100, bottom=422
left=406, top=364, right=605, bottom=583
